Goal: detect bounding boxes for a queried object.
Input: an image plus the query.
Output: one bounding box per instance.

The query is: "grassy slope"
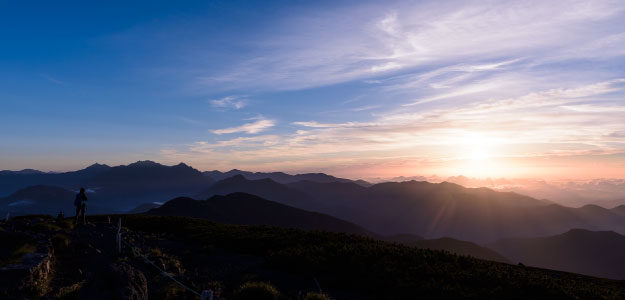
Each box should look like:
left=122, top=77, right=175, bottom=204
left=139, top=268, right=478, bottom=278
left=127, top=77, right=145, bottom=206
left=103, top=214, right=625, bottom=300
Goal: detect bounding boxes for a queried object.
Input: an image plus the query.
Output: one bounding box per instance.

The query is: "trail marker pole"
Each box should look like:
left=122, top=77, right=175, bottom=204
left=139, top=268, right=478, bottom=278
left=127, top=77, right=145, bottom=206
left=116, top=218, right=122, bottom=253
left=314, top=278, right=322, bottom=293
left=201, top=290, right=213, bottom=300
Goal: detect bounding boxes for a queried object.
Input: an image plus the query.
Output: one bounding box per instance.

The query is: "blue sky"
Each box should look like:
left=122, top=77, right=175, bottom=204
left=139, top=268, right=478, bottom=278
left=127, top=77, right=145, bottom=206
left=2, top=0, right=625, bottom=179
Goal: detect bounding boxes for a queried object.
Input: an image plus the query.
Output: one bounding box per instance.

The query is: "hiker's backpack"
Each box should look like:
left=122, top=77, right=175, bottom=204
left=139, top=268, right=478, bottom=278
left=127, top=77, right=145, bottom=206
left=74, top=194, right=82, bottom=207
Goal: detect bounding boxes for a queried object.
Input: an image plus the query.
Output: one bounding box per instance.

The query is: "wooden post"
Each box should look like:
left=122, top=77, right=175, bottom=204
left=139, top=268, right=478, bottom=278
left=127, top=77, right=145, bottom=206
left=314, top=278, right=322, bottom=293
left=116, top=218, right=122, bottom=253
left=201, top=290, right=213, bottom=300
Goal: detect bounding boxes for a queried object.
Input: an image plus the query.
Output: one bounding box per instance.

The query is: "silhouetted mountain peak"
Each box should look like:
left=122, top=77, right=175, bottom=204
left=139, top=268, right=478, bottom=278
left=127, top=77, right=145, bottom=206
left=580, top=204, right=604, bottom=210
left=562, top=228, right=619, bottom=238
left=0, top=169, right=45, bottom=175
left=162, top=196, right=196, bottom=206
left=221, top=174, right=248, bottom=183
left=84, top=163, right=111, bottom=170
left=127, top=160, right=163, bottom=168
left=18, top=169, right=45, bottom=174
left=611, top=204, right=625, bottom=215
left=148, top=192, right=372, bottom=236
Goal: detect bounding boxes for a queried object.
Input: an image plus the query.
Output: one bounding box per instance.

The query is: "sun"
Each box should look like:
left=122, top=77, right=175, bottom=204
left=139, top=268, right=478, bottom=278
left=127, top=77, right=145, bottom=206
left=453, top=133, right=507, bottom=178
left=463, top=133, right=494, bottom=161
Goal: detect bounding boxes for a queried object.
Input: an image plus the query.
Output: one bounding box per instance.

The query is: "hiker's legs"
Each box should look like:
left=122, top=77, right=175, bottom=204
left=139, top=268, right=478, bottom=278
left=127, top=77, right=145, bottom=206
left=81, top=204, right=86, bottom=224
left=75, top=206, right=80, bottom=224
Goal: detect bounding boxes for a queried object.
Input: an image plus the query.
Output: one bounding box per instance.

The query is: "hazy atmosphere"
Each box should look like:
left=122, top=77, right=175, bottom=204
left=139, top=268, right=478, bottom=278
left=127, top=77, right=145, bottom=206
left=3, top=0, right=625, bottom=180
left=3, top=1, right=625, bottom=299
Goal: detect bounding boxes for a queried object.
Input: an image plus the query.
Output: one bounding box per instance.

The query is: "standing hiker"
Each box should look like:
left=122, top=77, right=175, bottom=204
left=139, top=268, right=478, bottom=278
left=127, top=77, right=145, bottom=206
left=74, top=187, right=88, bottom=225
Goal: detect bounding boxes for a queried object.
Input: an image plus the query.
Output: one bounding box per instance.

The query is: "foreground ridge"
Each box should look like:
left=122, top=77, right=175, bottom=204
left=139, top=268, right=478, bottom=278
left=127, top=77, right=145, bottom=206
left=2, top=214, right=625, bottom=299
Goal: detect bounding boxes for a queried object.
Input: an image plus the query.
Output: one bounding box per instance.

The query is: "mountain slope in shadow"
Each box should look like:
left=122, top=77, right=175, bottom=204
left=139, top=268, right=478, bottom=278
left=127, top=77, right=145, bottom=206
left=147, top=192, right=374, bottom=236
left=150, top=192, right=510, bottom=262
left=200, top=176, right=625, bottom=243
left=195, top=175, right=318, bottom=211
left=410, top=238, right=510, bottom=263
left=488, top=229, right=625, bottom=279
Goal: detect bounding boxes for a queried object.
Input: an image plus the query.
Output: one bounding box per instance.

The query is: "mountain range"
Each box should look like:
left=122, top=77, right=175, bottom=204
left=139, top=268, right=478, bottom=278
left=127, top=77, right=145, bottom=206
left=489, top=229, right=625, bottom=279
left=203, top=169, right=371, bottom=186
left=6, top=161, right=625, bottom=280
left=0, top=161, right=213, bottom=210
left=147, top=192, right=373, bottom=236
left=196, top=176, right=625, bottom=243
left=148, top=192, right=509, bottom=262
left=0, top=185, right=111, bottom=217
left=6, top=161, right=625, bottom=244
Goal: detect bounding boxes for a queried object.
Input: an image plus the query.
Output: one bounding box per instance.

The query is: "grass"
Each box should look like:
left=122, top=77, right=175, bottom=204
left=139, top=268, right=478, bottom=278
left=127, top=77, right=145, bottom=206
left=53, top=281, right=86, bottom=299
left=304, top=292, right=332, bottom=300
left=51, top=234, right=71, bottom=251
left=233, top=281, right=280, bottom=300
left=32, top=222, right=62, bottom=232
left=0, top=231, right=37, bottom=267
left=92, top=214, right=625, bottom=300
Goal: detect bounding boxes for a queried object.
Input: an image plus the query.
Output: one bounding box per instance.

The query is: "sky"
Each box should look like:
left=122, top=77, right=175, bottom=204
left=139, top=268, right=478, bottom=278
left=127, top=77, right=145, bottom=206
left=2, top=0, right=625, bottom=179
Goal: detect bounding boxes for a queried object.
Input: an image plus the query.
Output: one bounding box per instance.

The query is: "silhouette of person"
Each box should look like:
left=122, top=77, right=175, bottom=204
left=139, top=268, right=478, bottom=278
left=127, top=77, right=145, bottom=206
left=74, top=187, right=88, bottom=225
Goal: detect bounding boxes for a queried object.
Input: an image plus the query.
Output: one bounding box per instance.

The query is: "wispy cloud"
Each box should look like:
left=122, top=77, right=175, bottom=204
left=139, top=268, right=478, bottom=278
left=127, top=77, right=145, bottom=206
left=193, top=0, right=625, bottom=91
left=164, top=78, right=625, bottom=177
left=209, top=96, right=246, bottom=110
left=40, top=74, right=66, bottom=85
left=156, top=0, right=625, bottom=179
left=212, top=117, right=275, bottom=135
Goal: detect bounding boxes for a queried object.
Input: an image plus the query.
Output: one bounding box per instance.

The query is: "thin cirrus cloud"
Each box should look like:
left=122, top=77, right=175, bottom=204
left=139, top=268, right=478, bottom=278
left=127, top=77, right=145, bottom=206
left=212, top=118, right=275, bottom=135
left=164, top=78, right=625, bottom=178
left=158, top=0, right=625, bottom=178
left=209, top=96, right=246, bottom=110
left=194, top=0, right=625, bottom=92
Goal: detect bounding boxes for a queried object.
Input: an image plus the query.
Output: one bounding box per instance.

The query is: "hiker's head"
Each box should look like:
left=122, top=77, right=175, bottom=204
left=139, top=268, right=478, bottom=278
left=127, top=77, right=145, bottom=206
left=80, top=187, right=85, bottom=194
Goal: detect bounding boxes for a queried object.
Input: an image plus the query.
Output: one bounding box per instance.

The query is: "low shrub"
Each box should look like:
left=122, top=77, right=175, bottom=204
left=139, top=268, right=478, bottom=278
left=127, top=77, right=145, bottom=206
left=32, top=222, right=61, bottom=232
left=234, top=281, right=280, bottom=300
left=52, top=234, right=70, bottom=250
left=304, top=292, right=332, bottom=300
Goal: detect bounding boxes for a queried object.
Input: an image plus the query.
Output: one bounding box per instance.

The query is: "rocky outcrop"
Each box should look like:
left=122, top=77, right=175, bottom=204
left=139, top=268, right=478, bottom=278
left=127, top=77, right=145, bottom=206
left=0, top=243, right=54, bottom=298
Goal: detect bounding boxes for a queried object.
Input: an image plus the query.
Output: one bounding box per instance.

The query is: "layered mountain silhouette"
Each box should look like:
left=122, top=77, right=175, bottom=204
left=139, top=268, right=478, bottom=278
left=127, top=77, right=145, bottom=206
left=488, top=229, right=625, bottom=279
left=147, top=192, right=373, bottom=236
left=611, top=204, right=625, bottom=216
left=0, top=185, right=110, bottom=216
left=127, top=202, right=162, bottom=214
left=203, top=169, right=371, bottom=186
left=195, top=175, right=318, bottom=211
left=0, top=161, right=214, bottom=210
left=5, top=161, right=625, bottom=245
left=198, top=176, right=625, bottom=243
left=148, top=192, right=510, bottom=262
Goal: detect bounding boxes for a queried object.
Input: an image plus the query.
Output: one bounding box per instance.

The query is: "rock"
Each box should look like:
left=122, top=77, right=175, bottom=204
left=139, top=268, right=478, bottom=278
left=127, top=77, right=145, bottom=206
left=79, top=262, right=148, bottom=300
left=0, top=245, right=54, bottom=298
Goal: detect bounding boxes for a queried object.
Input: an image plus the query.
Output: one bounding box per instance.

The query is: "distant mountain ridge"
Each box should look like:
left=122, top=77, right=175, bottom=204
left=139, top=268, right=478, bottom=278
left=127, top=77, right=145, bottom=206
left=147, top=192, right=373, bottom=236
left=0, top=185, right=111, bottom=216
left=0, top=161, right=214, bottom=210
left=148, top=192, right=510, bottom=262
left=198, top=175, right=625, bottom=243
left=203, top=169, right=371, bottom=186
left=489, top=229, right=625, bottom=279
